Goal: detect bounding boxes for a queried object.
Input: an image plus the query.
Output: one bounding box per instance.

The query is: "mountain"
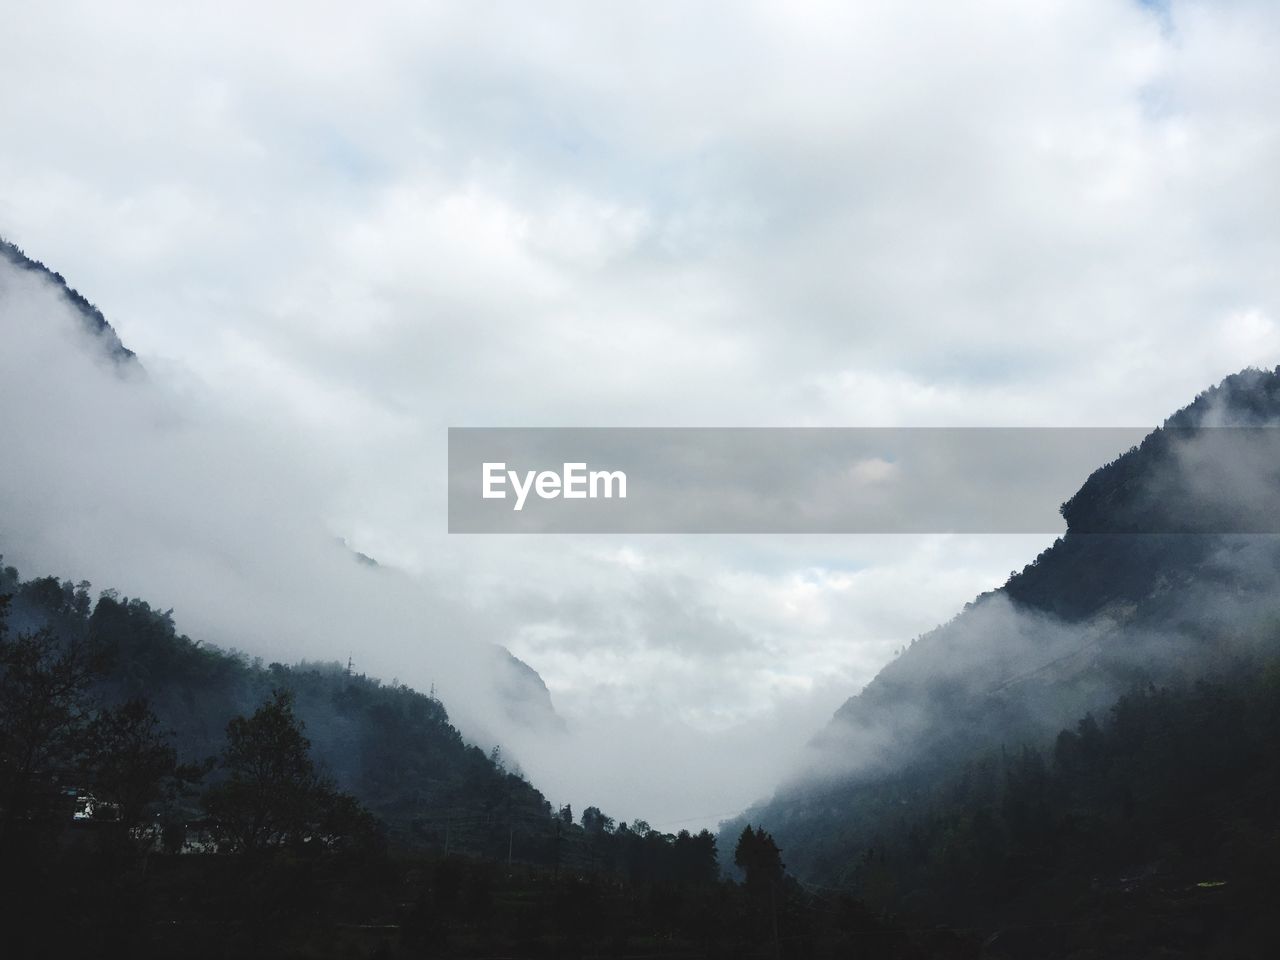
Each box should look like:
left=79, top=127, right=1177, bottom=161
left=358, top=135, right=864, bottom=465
left=4, top=561, right=835, bottom=960
left=337, top=540, right=566, bottom=734
left=0, top=559, right=558, bottom=857
left=827, top=366, right=1280, bottom=760
left=737, top=369, right=1280, bottom=932
left=489, top=643, right=568, bottom=734
left=2, top=239, right=564, bottom=742
left=0, top=236, right=573, bottom=845
left=0, top=237, right=137, bottom=366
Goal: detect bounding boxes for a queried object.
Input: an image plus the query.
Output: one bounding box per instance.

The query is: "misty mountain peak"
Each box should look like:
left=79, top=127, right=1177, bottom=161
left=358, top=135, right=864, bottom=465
left=0, top=237, right=138, bottom=368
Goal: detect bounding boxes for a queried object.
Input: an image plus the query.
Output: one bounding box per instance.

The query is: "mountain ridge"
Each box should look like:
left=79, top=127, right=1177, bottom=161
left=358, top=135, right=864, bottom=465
left=1, top=239, right=565, bottom=740
left=742, top=366, right=1280, bottom=886
left=0, top=237, right=137, bottom=366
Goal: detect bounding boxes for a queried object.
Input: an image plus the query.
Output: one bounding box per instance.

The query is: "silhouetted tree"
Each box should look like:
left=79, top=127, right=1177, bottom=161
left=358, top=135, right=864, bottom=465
left=734, top=825, right=784, bottom=894
left=581, top=804, right=614, bottom=835
left=84, top=697, right=190, bottom=839
left=0, top=600, right=106, bottom=854
left=673, top=828, right=719, bottom=886
left=203, top=689, right=374, bottom=853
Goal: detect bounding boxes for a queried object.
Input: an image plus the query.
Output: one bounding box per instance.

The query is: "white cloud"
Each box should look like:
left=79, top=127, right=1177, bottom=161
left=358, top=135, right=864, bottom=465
left=2, top=0, right=1280, bottom=826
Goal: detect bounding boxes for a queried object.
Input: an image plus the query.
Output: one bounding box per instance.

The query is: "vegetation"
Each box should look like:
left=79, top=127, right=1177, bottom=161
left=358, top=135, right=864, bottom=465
left=7, top=356, right=1280, bottom=957
left=0, top=237, right=136, bottom=364
left=202, top=689, right=378, bottom=855
left=760, top=671, right=1280, bottom=956
left=744, top=370, right=1280, bottom=945
left=1, top=560, right=966, bottom=958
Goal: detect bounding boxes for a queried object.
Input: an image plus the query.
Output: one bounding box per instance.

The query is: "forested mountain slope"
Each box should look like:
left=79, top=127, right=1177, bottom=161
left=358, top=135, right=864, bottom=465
left=1, top=237, right=564, bottom=741
left=0, top=238, right=137, bottom=366
left=0, top=560, right=555, bottom=857
left=741, top=369, right=1280, bottom=914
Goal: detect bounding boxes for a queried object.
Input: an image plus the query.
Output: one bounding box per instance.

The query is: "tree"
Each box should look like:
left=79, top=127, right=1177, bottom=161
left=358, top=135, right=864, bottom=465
left=581, top=805, right=615, bottom=835
left=84, top=698, right=189, bottom=838
left=203, top=689, right=374, bottom=853
left=733, top=825, right=784, bottom=894
left=672, top=828, right=719, bottom=886
left=0, top=601, right=106, bottom=854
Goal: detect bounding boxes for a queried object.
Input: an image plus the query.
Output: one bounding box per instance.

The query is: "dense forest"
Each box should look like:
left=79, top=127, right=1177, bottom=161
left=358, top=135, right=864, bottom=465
left=0, top=560, right=555, bottom=858
left=728, top=370, right=1280, bottom=957
left=7, top=554, right=1278, bottom=958
left=751, top=669, right=1280, bottom=957
left=2, top=558, right=971, bottom=959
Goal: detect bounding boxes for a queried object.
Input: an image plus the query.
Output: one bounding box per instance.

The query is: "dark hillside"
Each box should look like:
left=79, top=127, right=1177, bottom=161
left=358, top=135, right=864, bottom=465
left=737, top=369, right=1280, bottom=954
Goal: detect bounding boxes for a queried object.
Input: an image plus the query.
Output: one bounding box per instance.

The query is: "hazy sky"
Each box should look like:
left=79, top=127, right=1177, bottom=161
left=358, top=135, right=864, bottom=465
left=2, top=0, right=1280, bottom=828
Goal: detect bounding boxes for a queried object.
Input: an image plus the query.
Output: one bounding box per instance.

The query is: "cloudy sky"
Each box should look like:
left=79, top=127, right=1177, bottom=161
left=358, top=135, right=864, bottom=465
left=2, top=0, right=1280, bottom=827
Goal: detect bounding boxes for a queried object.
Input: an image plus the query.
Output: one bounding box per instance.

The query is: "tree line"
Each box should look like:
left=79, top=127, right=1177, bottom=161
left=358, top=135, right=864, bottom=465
left=2, top=560, right=963, bottom=958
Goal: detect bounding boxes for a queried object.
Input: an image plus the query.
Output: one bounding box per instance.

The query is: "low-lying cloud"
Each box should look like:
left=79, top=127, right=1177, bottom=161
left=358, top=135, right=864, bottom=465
left=3, top=0, right=1280, bottom=829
